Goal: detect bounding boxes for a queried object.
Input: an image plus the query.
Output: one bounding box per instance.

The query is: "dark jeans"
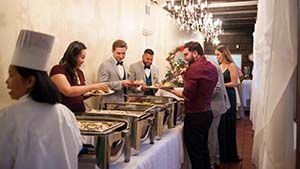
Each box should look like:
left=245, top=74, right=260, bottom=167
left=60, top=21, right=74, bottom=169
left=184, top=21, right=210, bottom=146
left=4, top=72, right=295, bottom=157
left=184, top=111, right=213, bottom=169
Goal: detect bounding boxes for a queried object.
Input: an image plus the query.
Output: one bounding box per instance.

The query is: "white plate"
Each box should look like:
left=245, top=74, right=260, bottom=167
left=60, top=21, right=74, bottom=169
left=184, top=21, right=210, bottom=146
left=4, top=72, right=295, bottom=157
left=145, top=85, right=160, bottom=89
left=90, top=90, right=115, bottom=96
left=146, top=85, right=174, bottom=89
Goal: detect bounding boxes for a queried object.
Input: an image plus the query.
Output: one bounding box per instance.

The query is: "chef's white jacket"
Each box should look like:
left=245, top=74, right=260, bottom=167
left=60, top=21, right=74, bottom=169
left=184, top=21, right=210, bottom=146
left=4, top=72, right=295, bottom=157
left=0, top=94, right=82, bottom=169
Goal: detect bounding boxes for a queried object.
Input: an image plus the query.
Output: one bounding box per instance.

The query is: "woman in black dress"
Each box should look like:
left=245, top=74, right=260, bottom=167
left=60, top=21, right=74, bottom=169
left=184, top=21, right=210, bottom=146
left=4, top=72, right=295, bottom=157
left=215, top=45, right=241, bottom=163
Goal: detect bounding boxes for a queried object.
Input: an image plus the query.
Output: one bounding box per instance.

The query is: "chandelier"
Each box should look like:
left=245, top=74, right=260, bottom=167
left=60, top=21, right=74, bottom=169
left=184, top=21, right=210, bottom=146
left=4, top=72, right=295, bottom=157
left=167, top=0, right=223, bottom=44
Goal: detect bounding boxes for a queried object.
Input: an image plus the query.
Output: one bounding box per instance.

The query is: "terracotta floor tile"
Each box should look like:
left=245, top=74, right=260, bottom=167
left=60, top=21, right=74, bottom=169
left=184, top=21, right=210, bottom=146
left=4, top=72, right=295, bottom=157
left=219, top=117, right=256, bottom=169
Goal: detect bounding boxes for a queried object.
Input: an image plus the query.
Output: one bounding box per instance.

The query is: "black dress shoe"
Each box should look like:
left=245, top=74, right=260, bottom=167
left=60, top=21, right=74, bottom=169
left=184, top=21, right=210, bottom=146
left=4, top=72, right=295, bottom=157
left=232, top=156, right=243, bottom=162
left=214, top=164, right=220, bottom=168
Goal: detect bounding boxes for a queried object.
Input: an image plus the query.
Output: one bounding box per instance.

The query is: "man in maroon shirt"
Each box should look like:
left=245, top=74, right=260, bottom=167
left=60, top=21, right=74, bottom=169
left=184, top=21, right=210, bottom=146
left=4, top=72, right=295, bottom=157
left=164, top=41, right=218, bottom=169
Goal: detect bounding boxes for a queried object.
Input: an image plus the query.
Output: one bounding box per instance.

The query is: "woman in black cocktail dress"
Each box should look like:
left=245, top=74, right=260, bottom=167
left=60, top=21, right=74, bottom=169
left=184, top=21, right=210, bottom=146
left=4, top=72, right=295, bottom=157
left=215, top=45, right=241, bottom=163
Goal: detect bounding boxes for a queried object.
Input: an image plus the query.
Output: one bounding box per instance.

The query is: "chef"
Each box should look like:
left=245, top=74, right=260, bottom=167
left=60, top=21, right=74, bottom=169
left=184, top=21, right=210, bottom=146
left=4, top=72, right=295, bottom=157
left=0, top=30, right=82, bottom=169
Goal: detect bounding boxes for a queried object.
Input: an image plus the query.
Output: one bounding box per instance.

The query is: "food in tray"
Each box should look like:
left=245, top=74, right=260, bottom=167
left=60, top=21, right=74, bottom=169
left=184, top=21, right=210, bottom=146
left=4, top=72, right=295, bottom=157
left=146, top=83, right=161, bottom=89
left=161, top=82, right=175, bottom=89
left=146, top=82, right=174, bottom=89
left=77, top=121, right=115, bottom=132
left=162, top=82, right=175, bottom=87
left=88, top=109, right=145, bottom=117
left=133, top=79, right=145, bottom=85
left=126, top=101, right=154, bottom=106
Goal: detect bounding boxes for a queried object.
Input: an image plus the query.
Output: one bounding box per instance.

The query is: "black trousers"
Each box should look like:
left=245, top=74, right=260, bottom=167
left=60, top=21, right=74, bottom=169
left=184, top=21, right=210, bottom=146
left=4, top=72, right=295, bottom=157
left=184, top=111, right=213, bottom=169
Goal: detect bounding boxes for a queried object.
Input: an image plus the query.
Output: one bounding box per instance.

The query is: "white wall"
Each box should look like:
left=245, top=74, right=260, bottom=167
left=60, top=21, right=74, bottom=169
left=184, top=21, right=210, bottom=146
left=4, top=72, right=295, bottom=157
left=0, top=0, right=204, bottom=108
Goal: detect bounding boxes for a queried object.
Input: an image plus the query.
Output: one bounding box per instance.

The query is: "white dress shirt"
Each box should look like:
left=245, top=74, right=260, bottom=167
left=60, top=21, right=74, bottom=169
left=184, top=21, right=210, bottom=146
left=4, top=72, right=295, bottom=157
left=112, top=57, right=125, bottom=79
left=0, top=95, right=82, bottom=169
left=144, top=67, right=151, bottom=78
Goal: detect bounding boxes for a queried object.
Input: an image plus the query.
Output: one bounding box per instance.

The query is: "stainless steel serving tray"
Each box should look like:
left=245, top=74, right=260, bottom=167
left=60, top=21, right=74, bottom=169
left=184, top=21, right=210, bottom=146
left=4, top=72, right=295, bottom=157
left=83, top=109, right=155, bottom=154
left=103, top=102, right=158, bottom=112
left=127, top=95, right=178, bottom=128
left=76, top=116, right=131, bottom=169
left=76, top=116, right=129, bottom=134
left=77, top=120, right=126, bottom=135
left=127, top=95, right=176, bottom=105
left=101, top=102, right=167, bottom=140
left=85, top=109, right=150, bottom=119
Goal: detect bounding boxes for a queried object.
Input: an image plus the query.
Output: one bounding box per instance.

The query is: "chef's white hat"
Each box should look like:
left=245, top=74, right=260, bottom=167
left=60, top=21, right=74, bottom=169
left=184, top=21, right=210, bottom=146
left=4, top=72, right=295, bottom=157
left=11, top=29, right=55, bottom=71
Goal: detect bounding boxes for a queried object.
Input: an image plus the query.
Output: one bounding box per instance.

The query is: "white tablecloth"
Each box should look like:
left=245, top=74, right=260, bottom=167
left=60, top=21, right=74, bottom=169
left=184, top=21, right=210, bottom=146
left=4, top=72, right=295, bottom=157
left=110, top=124, right=184, bottom=169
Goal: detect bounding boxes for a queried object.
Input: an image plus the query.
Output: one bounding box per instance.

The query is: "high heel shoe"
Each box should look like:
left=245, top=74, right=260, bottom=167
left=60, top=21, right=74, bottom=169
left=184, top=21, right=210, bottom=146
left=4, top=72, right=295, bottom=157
left=232, top=156, right=243, bottom=162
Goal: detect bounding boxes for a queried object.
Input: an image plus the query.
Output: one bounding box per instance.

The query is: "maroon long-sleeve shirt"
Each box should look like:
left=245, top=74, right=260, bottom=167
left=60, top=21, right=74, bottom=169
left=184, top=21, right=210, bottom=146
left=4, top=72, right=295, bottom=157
left=183, top=57, right=218, bottom=113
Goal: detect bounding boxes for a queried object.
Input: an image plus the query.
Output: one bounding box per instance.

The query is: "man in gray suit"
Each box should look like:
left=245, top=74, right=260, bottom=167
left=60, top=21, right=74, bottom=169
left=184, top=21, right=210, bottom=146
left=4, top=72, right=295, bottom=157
left=208, top=59, right=231, bottom=169
left=97, top=39, right=132, bottom=103
left=128, top=49, right=159, bottom=96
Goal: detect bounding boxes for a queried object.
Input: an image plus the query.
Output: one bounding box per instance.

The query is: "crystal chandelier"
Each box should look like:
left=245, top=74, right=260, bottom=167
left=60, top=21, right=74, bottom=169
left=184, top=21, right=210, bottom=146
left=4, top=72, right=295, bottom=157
left=167, top=0, right=223, bottom=44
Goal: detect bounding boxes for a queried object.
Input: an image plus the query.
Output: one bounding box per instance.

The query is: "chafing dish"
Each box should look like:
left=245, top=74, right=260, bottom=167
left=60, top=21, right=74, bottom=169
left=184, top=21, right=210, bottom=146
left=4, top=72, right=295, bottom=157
left=101, top=102, right=168, bottom=140
left=76, top=116, right=130, bottom=169
left=127, top=95, right=178, bottom=128
left=175, top=99, right=185, bottom=124
left=83, top=109, right=155, bottom=154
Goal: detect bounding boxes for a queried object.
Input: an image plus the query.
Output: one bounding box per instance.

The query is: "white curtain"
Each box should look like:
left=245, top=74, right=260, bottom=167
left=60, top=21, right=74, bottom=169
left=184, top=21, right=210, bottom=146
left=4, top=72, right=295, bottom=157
left=251, top=0, right=297, bottom=168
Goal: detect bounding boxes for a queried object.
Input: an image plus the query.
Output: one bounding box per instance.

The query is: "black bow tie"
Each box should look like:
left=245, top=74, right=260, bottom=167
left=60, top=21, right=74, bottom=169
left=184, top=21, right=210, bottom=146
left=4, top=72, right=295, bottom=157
left=116, top=61, right=123, bottom=66
left=144, top=65, right=150, bottom=69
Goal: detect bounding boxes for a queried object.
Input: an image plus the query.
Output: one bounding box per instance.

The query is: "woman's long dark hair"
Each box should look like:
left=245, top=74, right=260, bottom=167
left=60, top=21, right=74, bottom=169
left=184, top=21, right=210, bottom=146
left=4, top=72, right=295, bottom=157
left=16, top=66, right=61, bottom=105
left=59, top=41, right=87, bottom=85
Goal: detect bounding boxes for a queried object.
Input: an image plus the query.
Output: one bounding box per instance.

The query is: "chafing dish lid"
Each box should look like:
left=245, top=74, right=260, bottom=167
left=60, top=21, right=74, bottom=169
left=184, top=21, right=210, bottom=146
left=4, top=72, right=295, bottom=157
left=77, top=120, right=125, bottom=135
left=87, top=109, right=147, bottom=118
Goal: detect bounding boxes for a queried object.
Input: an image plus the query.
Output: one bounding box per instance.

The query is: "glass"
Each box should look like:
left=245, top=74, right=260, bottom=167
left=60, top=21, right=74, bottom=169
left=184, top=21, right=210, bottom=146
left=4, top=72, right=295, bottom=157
left=243, top=66, right=251, bottom=79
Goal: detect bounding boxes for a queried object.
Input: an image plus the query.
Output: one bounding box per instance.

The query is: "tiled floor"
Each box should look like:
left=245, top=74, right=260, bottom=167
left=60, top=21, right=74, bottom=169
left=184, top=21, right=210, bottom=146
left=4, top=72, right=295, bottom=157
left=219, top=113, right=256, bottom=169
left=78, top=113, right=257, bottom=169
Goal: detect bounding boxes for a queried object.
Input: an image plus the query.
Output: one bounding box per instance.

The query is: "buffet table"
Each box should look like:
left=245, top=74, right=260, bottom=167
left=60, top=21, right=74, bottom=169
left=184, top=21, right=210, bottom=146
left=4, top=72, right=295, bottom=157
left=110, top=123, right=184, bottom=169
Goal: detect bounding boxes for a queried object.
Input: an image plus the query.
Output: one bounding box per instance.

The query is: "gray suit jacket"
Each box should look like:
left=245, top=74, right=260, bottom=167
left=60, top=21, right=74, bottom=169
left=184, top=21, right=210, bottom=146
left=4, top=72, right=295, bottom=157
left=128, top=61, right=159, bottom=95
left=97, top=57, right=127, bottom=103
left=209, top=59, right=231, bottom=117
